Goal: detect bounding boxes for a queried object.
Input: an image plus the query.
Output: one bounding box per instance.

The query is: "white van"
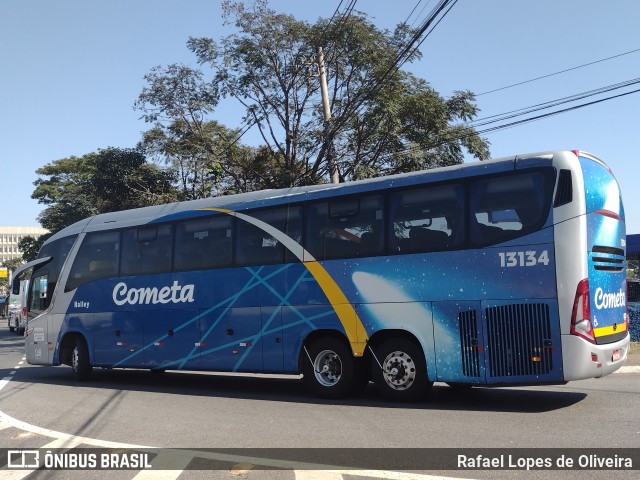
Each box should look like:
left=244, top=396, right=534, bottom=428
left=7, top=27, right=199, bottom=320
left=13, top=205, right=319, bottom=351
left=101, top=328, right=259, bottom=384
left=8, top=279, right=28, bottom=335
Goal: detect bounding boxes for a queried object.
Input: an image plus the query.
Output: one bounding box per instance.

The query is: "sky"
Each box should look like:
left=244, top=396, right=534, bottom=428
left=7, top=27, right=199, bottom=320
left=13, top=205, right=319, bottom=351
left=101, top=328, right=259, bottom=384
left=1, top=0, right=639, bottom=233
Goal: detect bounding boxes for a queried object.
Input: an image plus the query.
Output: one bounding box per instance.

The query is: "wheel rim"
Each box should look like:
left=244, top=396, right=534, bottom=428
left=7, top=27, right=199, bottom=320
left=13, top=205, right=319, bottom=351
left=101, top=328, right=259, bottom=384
left=313, top=349, right=342, bottom=387
left=382, top=350, right=416, bottom=390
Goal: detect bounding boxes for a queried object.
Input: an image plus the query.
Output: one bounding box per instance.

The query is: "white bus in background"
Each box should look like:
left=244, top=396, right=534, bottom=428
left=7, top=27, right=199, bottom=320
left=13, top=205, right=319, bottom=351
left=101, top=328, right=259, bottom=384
left=8, top=279, right=29, bottom=335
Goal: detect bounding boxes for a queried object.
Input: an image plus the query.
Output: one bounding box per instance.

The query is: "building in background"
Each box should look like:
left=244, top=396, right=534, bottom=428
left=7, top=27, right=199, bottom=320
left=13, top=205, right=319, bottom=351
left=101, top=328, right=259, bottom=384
left=0, top=226, right=49, bottom=264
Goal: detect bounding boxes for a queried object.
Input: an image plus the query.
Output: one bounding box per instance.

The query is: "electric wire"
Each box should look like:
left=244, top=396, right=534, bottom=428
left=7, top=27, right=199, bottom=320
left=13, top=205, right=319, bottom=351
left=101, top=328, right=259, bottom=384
left=477, top=47, right=640, bottom=96
left=377, top=85, right=640, bottom=169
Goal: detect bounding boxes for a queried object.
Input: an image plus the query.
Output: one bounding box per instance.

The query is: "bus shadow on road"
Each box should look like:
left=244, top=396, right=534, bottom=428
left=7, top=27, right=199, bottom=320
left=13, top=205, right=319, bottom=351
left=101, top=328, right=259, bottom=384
left=10, top=364, right=587, bottom=413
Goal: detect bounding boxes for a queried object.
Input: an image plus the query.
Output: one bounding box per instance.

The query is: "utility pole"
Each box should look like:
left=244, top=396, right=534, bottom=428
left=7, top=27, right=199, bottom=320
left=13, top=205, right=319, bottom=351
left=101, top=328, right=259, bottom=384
left=317, top=46, right=339, bottom=184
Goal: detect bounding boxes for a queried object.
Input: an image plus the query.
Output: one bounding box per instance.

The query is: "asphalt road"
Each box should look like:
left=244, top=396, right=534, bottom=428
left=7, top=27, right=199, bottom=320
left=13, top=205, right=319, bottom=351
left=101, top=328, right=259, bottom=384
left=0, top=327, right=639, bottom=480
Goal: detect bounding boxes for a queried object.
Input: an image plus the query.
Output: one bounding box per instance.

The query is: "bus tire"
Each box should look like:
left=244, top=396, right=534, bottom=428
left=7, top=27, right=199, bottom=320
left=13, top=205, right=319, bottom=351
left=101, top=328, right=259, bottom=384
left=371, top=338, right=431, bottom=402
left=71, top=337, right=93, bottom=381
left=302, top=337, right=356, bottom=399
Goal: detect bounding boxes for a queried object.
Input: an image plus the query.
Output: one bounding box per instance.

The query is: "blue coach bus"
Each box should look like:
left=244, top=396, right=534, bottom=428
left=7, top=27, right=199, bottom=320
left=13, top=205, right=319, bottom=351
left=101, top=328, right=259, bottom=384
left=14, top=150, right=629, bottom=401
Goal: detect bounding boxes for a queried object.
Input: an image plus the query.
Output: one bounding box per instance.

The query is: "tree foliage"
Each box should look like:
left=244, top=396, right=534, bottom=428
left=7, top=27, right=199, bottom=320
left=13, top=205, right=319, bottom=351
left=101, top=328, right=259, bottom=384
left=186, top=0, right=490, bottom=185
left=18, top=235, right=49, bottom=263
left=32, top=148, right=178, bottom=233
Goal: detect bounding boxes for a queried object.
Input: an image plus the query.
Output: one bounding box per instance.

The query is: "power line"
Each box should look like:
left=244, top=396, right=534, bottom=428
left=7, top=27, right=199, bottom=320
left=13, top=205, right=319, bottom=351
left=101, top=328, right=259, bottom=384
left=477, top=47, right=640, bottom=96
left=381, top=84, right=640, bottom=167
left=329, top=0, right=458, bottom=138
left=468, top=77, right=640, bottom=128
left=403, top=0, right=433, bottom=29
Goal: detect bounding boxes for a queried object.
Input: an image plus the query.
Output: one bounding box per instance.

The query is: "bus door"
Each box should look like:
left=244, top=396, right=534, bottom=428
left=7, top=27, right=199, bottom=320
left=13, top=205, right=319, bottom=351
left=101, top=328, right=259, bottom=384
left=432, top=301, right=486, bottom=384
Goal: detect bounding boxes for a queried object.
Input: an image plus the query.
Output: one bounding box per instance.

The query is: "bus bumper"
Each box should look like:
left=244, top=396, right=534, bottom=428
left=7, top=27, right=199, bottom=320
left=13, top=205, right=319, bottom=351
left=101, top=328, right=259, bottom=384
left=561, top=333, right=630, bottom=381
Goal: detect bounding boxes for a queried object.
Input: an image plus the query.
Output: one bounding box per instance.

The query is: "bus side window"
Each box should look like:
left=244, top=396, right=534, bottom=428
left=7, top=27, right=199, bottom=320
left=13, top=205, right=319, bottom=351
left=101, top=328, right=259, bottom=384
left=305, top=196, right=384, bottom=260
left=389, top=184, right=463, bottom=253
left=235, top=207, right=301, bottom=266
left=66, top=232, right=120, bottom=291
left=174, top=216, right=232, bottom=271
left=121, top=225, right=173, bottom=276
left=470, top=172, right=550, bottom=247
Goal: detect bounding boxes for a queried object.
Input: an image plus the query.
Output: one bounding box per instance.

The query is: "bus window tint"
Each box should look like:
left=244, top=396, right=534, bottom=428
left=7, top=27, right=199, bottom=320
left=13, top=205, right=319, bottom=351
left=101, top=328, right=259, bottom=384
left=175, top=216, right=232, bottom=271
left=236, top=207, right=301, bottom=265
left=470, top=171, right=550, bottom=246
left=29, top=273, right=48, bottom=312
left=306, top=195, right=384, bottom=260
left=36, top=235, right=77, bottom=299
left=390, top=184, right=463, bottom=253
left=121, top=225, right=173, bottom=276
left=66, top=232, right=120, bottom=291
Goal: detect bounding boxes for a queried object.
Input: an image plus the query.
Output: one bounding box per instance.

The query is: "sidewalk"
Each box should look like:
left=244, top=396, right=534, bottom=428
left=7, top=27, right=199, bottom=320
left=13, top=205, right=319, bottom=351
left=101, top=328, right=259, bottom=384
left=626, top=342, right=640, bottom=366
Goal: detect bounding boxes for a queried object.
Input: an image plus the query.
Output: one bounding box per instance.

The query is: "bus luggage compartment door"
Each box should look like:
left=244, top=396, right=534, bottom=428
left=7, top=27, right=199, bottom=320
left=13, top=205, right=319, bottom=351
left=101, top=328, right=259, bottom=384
left=433, top=301, right=486, bottom=384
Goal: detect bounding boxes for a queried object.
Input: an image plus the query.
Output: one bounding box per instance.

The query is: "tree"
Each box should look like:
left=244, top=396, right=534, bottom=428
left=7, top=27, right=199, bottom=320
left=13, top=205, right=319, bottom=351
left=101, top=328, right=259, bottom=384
left=18, top=235, right=49, bottom=263
left=182, top=0, right=489, bottom=187
left=32, top=148, right=178, bottom=233
left=135, top=64, right=231, bottom=199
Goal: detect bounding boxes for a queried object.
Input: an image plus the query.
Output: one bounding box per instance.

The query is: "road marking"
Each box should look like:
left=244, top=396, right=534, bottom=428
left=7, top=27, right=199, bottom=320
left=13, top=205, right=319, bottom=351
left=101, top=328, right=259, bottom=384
left=1, top=365, right=465, bottom=479
left=230, top=462, right=255, bottom=475
left=615, top=366, right=640, bottom=374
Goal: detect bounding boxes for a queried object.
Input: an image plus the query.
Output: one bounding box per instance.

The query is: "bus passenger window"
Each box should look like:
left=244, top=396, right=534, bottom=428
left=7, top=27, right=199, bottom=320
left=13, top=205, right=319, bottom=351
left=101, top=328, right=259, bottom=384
left=305, top=196, right=384, bottom=260
left=389, top=184, right=463, bottom=253
left=470, top=171, right=552, bottom=247
left=235, top=207, right=300, bottom=266
left=174, top=216, right=232, bottom=271
left=121, top=225, right=173, bottom=276
left=66, top=232, right=120, bottom=291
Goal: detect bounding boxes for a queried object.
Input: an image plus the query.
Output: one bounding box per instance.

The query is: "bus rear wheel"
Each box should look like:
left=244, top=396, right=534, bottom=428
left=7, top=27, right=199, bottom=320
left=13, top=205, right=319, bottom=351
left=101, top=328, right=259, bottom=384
left=303, top=337, right=357, bottom=399
left=71, top=337, right=93, bottom=381
left=371, top=338, right=431, bottom=402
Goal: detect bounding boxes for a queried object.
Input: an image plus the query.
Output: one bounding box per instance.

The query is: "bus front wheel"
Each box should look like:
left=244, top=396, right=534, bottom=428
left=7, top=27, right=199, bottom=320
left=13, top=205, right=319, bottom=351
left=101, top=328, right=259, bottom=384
left=302, top=338, right=357, bottom=399
left=71, top=337, right=93, bottom=381
left=371, top=338, right=431, bottom=402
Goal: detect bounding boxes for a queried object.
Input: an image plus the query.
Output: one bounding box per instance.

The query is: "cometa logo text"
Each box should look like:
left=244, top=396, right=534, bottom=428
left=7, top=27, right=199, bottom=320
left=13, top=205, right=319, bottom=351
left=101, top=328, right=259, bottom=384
left=593, top=287, right=625, bottom=310
left=112, top=281, right=195, bottom=306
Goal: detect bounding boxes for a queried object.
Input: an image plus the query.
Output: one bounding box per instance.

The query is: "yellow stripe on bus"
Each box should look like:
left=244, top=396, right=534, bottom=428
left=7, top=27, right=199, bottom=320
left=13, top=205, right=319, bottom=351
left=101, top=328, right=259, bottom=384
left=304, top=261, right=368, bottom=356
left=594, top=322, right=627, bottom=337
left=199, top=207, right=368, bottom=356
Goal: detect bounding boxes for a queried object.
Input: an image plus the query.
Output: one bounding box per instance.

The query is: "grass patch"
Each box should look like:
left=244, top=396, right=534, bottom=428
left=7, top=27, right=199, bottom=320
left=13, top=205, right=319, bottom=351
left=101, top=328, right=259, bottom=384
left=629, top=342, right=640, bottom=355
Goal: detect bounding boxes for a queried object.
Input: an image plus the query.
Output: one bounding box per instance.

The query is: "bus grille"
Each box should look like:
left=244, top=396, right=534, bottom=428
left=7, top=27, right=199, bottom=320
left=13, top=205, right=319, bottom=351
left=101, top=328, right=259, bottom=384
left=459, top=310, right=481, bottom=377
left=592, top=246, right=625, bottom=272
left=486, top=303, right=552, bottom=378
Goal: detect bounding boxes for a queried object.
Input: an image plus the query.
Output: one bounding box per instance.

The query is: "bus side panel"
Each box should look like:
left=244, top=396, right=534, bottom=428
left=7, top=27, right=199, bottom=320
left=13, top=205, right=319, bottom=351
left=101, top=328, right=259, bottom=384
left=432, top=301, right=485, bottom=384
left=355, top=301, right=436, bottom=382
left=143, top=308, right=201, bottom=370
left=261, top=306, right=284, bottom=373
left=199, top=307, right=262, bottom=373
left=26, top=313, right=54, bottom=365
left=93, top=311, right=143, bottom=368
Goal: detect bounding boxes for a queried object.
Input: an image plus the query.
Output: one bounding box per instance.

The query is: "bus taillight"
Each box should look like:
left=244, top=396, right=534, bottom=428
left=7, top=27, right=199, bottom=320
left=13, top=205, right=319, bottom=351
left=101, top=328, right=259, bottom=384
left=571, top=279, right=596, bottom=343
